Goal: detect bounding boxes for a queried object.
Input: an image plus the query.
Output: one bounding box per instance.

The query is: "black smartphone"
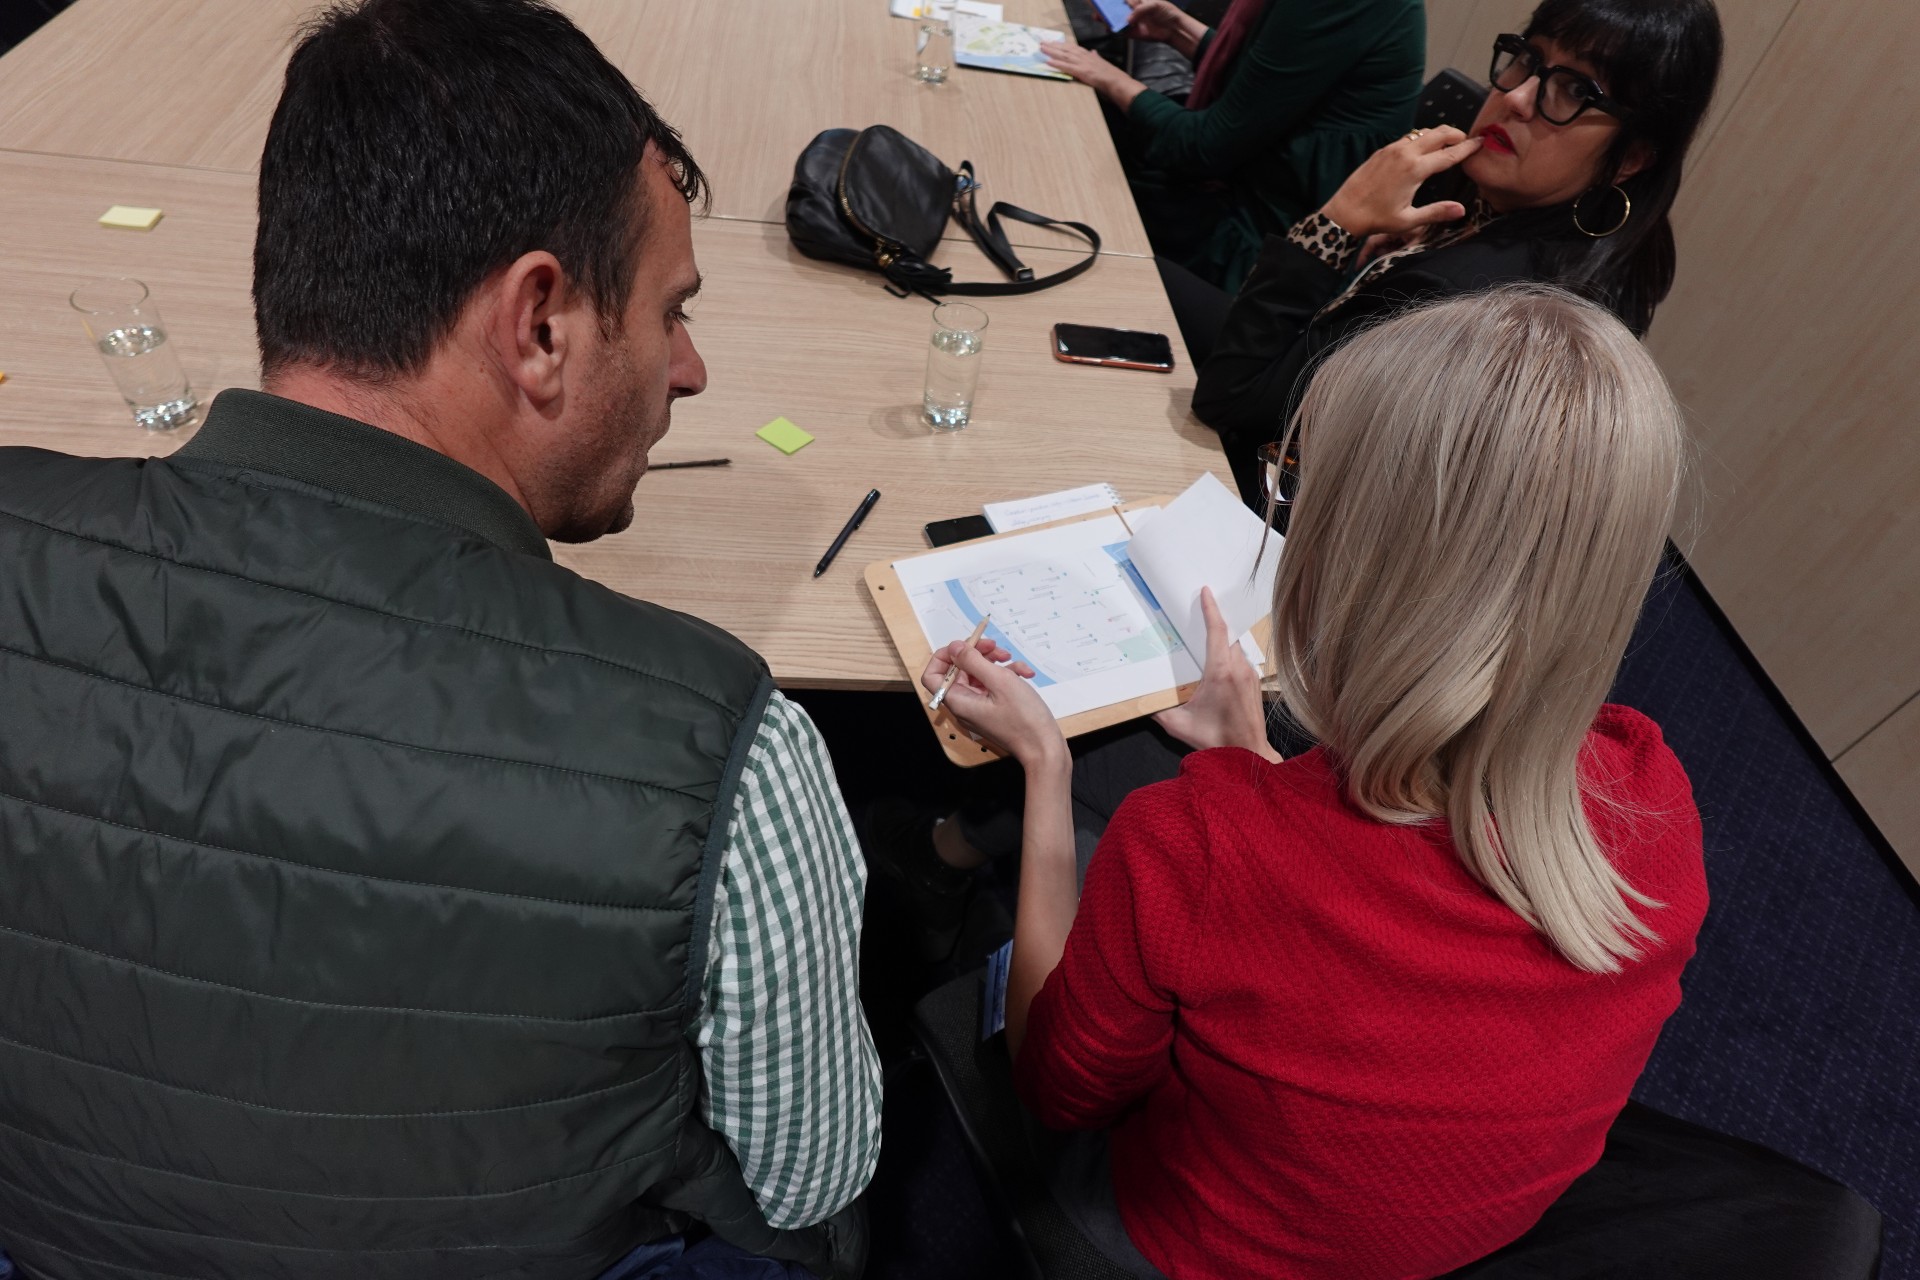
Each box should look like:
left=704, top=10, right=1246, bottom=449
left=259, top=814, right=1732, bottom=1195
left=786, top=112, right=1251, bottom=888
left=1052, top=323, right=1176, bottom=373
left=925, top=514, right=994, bottom=547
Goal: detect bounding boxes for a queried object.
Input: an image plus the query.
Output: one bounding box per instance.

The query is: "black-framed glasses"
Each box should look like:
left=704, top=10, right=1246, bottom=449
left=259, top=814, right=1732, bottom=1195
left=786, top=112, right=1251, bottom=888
left=1489, top=34, right=1631, bottom=126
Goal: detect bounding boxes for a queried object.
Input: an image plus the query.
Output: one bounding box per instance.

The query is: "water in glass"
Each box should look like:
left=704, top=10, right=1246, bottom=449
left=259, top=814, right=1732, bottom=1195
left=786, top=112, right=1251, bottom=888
left=915, top=18, right=952, bottom=83
left=923, top=327, right=982, bottom=430
left=95, top=324, right=197, bottom=431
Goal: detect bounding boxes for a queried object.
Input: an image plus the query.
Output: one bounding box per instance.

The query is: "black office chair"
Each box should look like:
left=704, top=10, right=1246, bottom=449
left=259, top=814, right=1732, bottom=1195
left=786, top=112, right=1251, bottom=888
left=1415, top=69, right=1491, bottom=133
left=910, top=970, right=1885, bottom=1280
left=908, top=971, right=1130, bottom=1280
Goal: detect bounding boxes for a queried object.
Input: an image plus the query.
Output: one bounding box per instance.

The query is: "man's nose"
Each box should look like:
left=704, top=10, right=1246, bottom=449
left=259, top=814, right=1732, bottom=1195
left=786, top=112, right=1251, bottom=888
left=672, top=330, right=707, bottom=399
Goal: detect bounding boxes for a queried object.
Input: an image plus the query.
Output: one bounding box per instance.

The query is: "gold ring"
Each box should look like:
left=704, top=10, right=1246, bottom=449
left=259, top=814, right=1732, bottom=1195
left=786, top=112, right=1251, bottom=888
left=1405, top=128, right=1426, bottom=141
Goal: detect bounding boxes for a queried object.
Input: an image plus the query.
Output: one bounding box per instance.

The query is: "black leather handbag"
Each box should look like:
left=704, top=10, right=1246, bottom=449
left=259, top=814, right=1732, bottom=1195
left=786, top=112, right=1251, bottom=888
left=786, top=124, right=1100, bottom=297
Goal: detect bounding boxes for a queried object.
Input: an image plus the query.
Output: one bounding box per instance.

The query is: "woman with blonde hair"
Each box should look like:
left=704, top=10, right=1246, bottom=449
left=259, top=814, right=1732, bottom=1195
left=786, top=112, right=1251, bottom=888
left=920, top=286, right=1706, bottom=1279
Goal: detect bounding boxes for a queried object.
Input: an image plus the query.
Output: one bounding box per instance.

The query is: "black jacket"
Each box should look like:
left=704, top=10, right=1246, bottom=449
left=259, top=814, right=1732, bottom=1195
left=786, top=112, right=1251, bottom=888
left=1193, top=228, right=1596, bottom=505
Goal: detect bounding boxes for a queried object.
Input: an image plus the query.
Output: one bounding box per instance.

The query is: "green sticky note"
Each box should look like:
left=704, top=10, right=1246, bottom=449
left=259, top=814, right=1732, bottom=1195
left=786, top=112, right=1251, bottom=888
left=756, top=416, right=814, bottom=455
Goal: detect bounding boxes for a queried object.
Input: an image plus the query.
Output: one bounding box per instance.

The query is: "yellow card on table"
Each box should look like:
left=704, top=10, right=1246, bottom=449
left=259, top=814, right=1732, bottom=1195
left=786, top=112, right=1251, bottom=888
left=99, top=205, right=164, bottom=230
left=756, top=416, right=814, bottom=455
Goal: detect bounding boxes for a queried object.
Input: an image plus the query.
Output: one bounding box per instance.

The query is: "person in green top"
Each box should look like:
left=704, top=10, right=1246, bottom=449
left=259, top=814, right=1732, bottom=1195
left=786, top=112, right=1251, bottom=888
left=1042, top=0, right=1427, bottom=290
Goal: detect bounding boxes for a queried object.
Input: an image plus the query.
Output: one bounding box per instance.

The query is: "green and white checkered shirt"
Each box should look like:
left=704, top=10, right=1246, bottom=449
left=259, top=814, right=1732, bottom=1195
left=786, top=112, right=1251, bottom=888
left=692, top=692, right=882, bottom=1228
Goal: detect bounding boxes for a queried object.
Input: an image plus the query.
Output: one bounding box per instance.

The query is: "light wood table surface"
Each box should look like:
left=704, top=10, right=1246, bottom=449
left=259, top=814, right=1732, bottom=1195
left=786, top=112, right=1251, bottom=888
left=0, top=151, right=259, bottom=456
left=0, top=0, right=1153, bottom=257
left=0, top=149, right=1224, bottom=688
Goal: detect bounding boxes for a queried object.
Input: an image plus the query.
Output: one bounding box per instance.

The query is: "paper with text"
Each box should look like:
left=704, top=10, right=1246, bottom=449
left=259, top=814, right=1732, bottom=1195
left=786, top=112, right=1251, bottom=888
left=983, top=482, right=1122, bottom=533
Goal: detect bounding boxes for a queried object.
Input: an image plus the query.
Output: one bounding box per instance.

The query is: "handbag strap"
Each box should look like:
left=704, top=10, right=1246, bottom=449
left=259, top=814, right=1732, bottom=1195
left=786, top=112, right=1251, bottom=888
left=937, top=161, right=1102, bottom=296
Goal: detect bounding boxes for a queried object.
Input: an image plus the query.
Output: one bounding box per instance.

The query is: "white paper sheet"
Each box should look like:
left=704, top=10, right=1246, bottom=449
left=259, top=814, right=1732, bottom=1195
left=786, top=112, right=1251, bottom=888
left=982, top=482, right=1122, bottom=533
left=888, top=0, right=1004, bottom=20
left=1124, top=472, right=1284, bottom=667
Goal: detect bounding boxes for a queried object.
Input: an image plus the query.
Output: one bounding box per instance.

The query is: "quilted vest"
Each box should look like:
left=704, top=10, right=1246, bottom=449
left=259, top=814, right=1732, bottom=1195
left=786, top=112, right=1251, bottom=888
left=0, top=447, right=845, bottom=1278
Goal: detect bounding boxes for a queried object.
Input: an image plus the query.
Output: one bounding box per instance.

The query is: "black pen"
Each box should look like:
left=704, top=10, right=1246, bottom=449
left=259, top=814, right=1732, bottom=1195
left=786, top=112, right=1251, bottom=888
left=814, top=488, right=881, bottom=578
left=650, top=457, right=732, bottom=471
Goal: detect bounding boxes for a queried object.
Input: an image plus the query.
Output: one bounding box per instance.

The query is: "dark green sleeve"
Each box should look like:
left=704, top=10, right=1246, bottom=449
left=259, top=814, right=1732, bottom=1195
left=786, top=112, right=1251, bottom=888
left=1126, top=0, right=1421, bottom=180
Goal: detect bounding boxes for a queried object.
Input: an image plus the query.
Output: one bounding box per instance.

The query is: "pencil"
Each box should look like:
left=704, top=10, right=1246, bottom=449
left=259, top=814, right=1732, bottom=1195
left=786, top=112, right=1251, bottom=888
left=928, top=615, right=991, bottom=711
left=1111, top=504, right=1134, bottom=535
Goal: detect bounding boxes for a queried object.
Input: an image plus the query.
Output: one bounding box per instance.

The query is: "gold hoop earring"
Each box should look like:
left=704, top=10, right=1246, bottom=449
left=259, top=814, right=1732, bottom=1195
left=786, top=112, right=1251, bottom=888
left=1573, top=184, right=1631, bottom=238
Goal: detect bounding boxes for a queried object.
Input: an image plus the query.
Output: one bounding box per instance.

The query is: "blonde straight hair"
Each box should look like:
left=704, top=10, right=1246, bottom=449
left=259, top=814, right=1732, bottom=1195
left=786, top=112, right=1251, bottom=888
left=1269, top=286, right=1683, bottom=974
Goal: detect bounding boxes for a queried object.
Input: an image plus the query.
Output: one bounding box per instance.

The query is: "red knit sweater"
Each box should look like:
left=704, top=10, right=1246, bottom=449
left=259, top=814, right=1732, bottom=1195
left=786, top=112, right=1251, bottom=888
left=1014, top=705, right=1706, bottom=1280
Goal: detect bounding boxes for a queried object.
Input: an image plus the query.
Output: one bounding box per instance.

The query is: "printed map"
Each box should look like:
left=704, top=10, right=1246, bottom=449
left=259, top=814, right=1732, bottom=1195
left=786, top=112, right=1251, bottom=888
left=908, top=542, right=1185, bottom=702
left=951, top=16, right=1071, bottom=79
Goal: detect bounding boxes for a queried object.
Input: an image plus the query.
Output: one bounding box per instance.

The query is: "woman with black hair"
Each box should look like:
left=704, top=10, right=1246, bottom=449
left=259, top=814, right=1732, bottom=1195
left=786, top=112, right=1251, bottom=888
left=1176, top=0, right=1724, bottom=506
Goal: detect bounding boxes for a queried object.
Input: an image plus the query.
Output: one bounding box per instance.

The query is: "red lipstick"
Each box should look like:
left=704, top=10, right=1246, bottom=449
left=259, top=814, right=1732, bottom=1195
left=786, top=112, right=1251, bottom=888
left=1480, top=125, right=1515, bottom=155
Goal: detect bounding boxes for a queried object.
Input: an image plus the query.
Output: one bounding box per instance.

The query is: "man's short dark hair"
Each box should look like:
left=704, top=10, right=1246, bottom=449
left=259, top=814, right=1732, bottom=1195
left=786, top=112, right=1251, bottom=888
left=254, top=0, right=706, bottom=380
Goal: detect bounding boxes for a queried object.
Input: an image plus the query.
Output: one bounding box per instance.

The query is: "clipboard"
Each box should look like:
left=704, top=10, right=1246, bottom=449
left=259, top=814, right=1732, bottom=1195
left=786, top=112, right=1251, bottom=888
left=865, top=497, right=1267, bottom=767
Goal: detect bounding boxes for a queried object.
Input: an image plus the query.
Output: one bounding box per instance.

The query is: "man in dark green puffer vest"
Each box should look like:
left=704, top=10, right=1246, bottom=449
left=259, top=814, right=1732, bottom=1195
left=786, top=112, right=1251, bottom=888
left=0, top=2, right=880, bottom=1276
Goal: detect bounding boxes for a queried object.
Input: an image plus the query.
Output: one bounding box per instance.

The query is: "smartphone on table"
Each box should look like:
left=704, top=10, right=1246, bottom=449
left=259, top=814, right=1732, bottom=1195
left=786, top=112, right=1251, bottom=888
left=1051, top=323, right=1176, bottom=373
left=925, top=514, right=994, bottom=547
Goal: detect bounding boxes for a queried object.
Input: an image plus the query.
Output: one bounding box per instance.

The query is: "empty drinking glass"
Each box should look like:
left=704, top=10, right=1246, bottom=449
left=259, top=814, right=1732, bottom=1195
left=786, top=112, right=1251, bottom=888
left=70, top=277, right=198, bottom=431
left=924, top=302, right=987, bottom=430
left=914, top=11, right=953, bottom=83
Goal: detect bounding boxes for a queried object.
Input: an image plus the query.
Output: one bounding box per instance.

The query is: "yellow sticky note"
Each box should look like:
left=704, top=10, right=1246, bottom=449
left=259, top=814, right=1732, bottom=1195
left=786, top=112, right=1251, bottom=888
left=99, top=205, right=164, bottom=230
left=756, top=416, right=814, bottom=455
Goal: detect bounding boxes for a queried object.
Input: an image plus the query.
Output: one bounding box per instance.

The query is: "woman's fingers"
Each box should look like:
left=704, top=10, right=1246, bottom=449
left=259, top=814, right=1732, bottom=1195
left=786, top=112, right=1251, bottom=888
left=1414, top=133, right=1483, bottom=179
left=1198, top=589, right=1253, bottom=673
left=1407, top=125, right=1468, bottom=152
left=952, top=642, right=1018, bottom=688
left=1198, top=587, right=1233, bottom=666
left=1404, top=201, right=1469, bottom=229
left=923, top=634, right=1039, bottom=697
left=1200, top=590, right=1261, bottom=699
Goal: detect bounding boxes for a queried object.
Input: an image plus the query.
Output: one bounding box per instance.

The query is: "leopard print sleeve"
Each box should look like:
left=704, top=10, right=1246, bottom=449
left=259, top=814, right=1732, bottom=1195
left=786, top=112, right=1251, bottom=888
left=1286, top=211, right=1361, bottom=273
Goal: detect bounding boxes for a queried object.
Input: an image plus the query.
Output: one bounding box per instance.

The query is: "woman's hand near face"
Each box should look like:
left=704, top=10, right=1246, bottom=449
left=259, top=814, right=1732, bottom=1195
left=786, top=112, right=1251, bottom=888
left=919, top=637, right=1065, bottom=771
left=1153, top=588, right=1282, bottom=761
left=1320, top=126, right=1484, bottom=241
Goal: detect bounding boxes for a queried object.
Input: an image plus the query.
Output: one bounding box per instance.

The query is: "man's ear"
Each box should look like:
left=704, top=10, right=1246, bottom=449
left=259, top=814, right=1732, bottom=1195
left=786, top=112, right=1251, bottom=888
left=487, top=250, right=576, bottom=406
left=1614, top=140, right=1655, bottom=185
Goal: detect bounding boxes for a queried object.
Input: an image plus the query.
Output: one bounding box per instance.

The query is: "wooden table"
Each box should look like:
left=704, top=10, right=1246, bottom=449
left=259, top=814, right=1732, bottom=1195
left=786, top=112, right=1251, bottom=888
left=0, top=0, right=1153, bottom=257
left=0, top=0, right=1219, bottom=689
left=0, top=148, right=1223, bottom=688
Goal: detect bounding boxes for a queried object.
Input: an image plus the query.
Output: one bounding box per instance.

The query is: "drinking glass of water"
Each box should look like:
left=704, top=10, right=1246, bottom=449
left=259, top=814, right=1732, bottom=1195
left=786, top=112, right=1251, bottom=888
left=913, top=10, right=952, bottom=83
left=923, top=302, right=987, bottom=431
left=70, top=277, right=199, bottom=432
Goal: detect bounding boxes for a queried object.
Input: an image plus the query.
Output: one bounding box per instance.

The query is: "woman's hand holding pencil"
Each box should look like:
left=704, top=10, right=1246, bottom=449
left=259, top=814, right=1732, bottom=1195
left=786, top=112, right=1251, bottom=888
left=920, top=622, right=1061, bottom=768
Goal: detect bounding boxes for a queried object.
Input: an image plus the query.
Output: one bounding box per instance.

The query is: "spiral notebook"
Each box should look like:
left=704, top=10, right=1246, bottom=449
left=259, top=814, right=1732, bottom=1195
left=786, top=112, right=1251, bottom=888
left=982, top=482, right=1122, bottom=533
